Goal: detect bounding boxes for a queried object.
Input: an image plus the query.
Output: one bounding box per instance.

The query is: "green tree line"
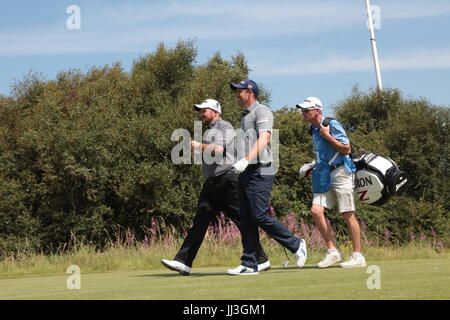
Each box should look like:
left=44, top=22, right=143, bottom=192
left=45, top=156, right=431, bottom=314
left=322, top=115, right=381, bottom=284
left=0, top=41, right=448, bottom=255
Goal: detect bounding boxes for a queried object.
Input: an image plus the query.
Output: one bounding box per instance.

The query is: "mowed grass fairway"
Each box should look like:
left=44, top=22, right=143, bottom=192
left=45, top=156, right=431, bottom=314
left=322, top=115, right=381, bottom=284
left=1, top=258, right=449, bottom=300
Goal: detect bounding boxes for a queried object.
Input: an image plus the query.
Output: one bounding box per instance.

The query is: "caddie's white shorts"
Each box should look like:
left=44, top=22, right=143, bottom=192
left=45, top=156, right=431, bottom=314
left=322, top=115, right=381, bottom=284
left=312, top=165, right=355, bottom=213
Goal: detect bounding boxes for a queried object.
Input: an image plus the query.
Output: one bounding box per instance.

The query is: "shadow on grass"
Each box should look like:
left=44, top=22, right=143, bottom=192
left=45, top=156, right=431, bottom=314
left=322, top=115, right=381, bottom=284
left=134, top=272, right=226, bottom=278
left=133, top=264, right=340, bottom=278
left=271, top=265, right=341, bottom=270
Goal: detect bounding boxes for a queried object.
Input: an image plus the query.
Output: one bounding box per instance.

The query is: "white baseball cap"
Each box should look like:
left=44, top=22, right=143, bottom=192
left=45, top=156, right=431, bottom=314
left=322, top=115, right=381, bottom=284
left=193, top=99, right=222, bottom=114
left=296, top=97, right=322, bottom=111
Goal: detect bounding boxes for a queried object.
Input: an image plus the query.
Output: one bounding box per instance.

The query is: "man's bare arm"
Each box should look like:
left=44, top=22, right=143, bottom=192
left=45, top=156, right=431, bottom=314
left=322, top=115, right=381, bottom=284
left=319, top=124, right=351, bottom=155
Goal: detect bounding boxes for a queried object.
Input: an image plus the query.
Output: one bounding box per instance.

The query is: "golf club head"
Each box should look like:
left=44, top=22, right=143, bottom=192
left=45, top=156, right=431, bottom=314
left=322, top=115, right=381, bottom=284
left=281, top=260, right=289, bottom=267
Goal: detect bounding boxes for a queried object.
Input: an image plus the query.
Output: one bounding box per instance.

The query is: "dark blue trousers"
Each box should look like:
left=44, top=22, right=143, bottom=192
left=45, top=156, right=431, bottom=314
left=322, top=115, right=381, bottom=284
left=239, top=167, right=300, bottom=269
left=174, top=171, right=268, bottom=267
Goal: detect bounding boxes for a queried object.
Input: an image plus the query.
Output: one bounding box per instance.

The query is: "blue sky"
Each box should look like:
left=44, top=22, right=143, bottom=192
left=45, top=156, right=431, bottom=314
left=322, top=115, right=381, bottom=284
left=1, top=0, right=450, bottom=115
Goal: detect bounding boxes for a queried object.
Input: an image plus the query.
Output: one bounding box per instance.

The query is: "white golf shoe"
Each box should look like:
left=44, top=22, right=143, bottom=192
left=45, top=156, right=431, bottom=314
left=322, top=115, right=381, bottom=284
left=227, top=265, right=259, bottom=276
left=340, top=253, right=367, bottom=268
left=161, top=259, right=191, bottom=275
left=317, top=251, right=343, bottom=268
left=257, top=260, right=271, bottom=272
left=294, top=239, right=308, bottom=268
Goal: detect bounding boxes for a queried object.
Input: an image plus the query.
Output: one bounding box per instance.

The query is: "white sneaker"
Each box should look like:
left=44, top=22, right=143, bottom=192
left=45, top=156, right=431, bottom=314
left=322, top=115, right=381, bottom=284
left=340, top=254, right=367, bottom=268
left=294, top=239, right=308, bottom=268
left=227, top=265, right=259, bottom=276
left=161, top=259, right=191, bottom=275
left=317, top=251, right=343, bottom=268
left=257, top=261, right=271, bottom=272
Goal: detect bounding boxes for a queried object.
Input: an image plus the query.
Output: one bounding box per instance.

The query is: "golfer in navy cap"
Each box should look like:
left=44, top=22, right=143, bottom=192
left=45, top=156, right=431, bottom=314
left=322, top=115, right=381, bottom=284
left=227, top=80, right=308, bottom=275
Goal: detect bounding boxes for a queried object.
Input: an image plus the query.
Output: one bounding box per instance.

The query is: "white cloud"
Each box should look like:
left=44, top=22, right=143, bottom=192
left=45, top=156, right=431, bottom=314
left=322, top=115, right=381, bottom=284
left=376, top=0, right=450, bottom=19
left=252, top=47, right=450, bottom=76
left=98, top=0, right=450, bottom=25
left=1, top=1, right=352, bottom=56
left=1, top=0, right=450, bottom=56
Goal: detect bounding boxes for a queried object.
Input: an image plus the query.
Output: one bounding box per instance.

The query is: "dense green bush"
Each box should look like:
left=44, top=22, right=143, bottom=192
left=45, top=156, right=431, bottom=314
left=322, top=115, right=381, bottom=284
left=0, top=41, right=448, bottom=255
left=0, top=41, right=252, bottom=253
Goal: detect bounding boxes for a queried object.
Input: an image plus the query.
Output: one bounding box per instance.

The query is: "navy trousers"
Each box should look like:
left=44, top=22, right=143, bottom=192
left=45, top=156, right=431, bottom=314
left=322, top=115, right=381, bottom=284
left=239, top=167, right=300, bottom=269
left=174, top=170, right=268, bottom=267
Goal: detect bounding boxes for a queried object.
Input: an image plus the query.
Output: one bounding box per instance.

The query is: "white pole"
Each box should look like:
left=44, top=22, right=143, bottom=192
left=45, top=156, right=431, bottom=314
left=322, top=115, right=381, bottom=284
left=365, top=0, right=383, bottom=91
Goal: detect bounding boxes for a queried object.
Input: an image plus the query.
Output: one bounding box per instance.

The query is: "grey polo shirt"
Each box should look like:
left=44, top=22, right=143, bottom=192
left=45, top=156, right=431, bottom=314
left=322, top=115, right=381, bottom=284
left=201, top=118, right=236, bottom=179
left=239, top=101, right=274, bottom=168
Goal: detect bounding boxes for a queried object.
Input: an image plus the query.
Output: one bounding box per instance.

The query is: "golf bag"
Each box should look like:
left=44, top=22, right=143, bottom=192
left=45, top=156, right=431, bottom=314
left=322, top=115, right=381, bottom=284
left=353, top=153, right=409, bottom=205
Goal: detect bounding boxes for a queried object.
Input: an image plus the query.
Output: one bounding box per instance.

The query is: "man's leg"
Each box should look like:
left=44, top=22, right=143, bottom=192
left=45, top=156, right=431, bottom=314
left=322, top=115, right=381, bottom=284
left=174, top=184, right=217, bottom=267
left=311, top=193, right=343, bottom=268
left=341, top=211, right=362, bottom=253
left=219, top=173, right=269, bottom=265
left=246, top=172, right=300, bottom=254
left=334, top=167, right=366, bottom=268
left=310, top=204, right=337, bottom=250
left=333, top=167, right=362, bottom=253
left=339, top=210, right=366, bottom=268
left=236, top=172, right=261, bottom=270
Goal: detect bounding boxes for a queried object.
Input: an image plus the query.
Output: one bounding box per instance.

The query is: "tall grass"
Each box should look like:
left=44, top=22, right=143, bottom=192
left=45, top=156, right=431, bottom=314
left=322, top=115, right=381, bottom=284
left=0, top=211, right=447, bottom=278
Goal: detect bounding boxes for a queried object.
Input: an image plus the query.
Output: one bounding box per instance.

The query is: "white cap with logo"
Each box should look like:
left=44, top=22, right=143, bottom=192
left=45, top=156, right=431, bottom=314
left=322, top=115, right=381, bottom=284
left=296, top=97, right=322, bottom=111
left=193, top=99, right=222, bottom=114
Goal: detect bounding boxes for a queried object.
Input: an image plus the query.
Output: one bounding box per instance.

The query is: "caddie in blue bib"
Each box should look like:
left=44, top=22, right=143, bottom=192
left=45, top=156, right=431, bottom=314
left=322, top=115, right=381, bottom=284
left=310, top=119, right=356, bottom=193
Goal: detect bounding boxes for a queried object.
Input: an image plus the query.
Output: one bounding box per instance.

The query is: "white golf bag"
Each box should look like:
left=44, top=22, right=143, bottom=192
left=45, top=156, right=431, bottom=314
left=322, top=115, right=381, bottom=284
left=353, top=153, right=409, bottom=205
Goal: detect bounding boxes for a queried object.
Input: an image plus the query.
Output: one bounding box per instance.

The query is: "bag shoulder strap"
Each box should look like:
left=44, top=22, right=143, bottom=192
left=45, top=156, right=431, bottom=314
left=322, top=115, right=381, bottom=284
left=308, top=117, right=335, bottom=135
left=328, top=151, right=340, bottom=165
left=309, top=117, right=340, bottom=164
left=323, top=117, right=334, bottom=127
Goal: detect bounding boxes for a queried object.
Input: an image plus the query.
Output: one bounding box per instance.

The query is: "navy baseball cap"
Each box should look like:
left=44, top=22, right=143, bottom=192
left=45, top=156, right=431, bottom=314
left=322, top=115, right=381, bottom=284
left=230, top=79, right=260, bottom=97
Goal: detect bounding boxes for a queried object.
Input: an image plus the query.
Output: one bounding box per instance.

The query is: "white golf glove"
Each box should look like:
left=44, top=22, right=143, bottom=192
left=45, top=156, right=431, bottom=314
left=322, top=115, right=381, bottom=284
left=233, top=158, right=249, bottom=174
left=190, top=140, right=202, bottom=149
left=299, top=161, right=316, bottom=178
